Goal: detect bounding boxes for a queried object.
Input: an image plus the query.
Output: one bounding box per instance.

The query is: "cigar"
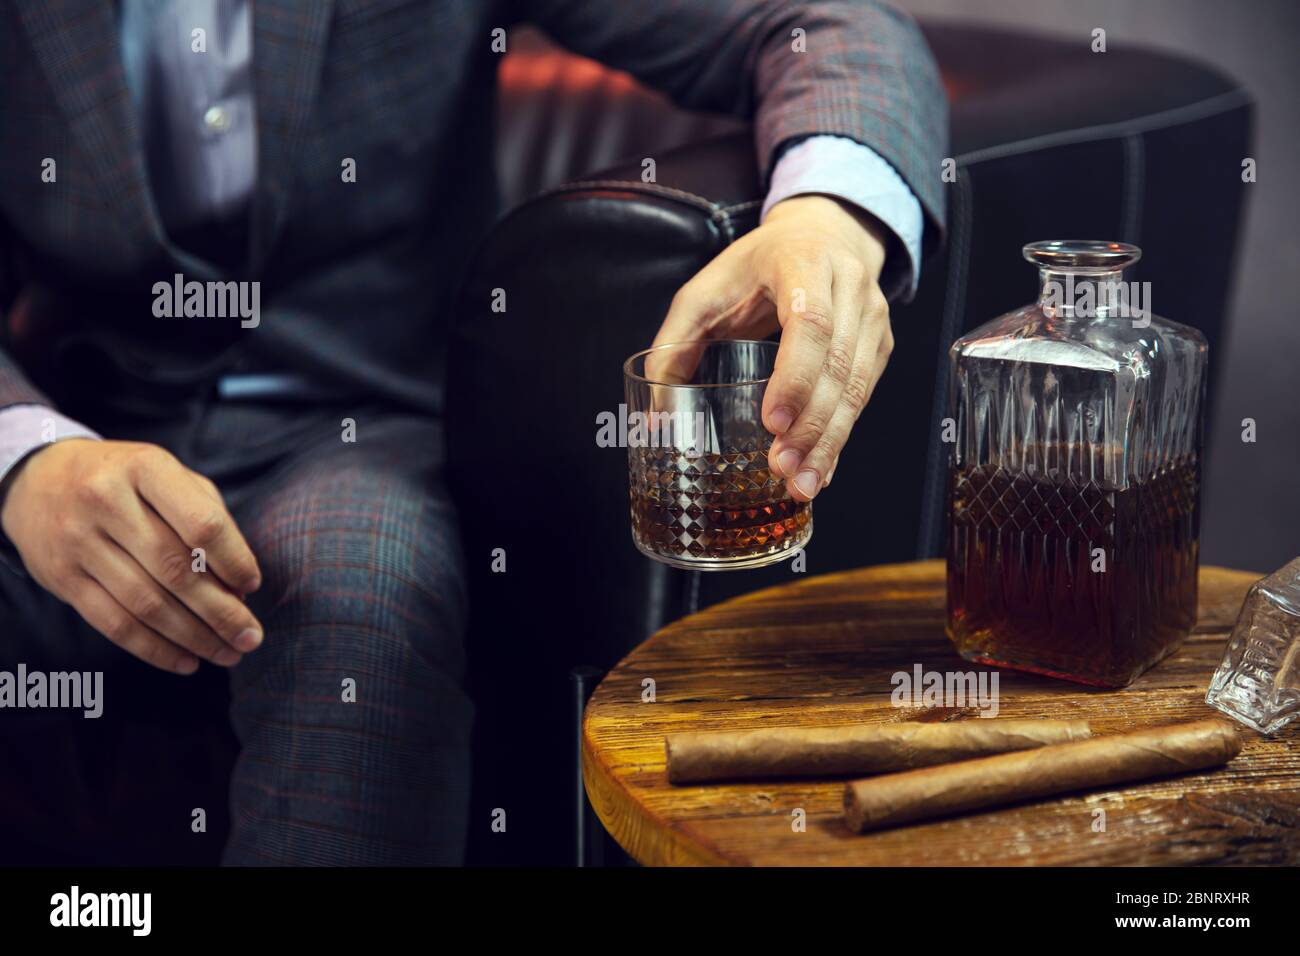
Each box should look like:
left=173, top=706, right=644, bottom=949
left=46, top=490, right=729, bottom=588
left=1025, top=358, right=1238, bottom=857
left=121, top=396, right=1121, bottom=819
left=665, top=718, right=1092, bottom=784
left=843, top=718, right=1241, bottom=833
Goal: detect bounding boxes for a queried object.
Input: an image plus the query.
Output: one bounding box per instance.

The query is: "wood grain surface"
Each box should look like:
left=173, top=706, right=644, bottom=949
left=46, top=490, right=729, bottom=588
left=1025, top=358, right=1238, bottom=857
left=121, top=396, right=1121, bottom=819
left=582, top=561, right=1300, bottom=866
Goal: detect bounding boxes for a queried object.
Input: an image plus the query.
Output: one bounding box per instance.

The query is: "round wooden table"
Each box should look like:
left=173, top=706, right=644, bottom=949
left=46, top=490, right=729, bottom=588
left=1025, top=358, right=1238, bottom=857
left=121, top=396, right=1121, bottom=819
left=581, top=560, right=1300, bottom=866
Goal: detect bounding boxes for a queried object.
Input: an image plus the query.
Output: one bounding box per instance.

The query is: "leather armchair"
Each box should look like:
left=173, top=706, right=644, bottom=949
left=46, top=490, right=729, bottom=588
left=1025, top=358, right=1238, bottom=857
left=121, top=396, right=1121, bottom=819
left=448, top=24, right=1253, bottom=864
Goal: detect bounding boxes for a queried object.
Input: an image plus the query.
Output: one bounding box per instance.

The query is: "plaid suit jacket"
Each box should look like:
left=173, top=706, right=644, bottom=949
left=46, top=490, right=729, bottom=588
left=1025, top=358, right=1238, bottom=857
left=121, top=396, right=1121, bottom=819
left=0, top=0, right=946, bottom=414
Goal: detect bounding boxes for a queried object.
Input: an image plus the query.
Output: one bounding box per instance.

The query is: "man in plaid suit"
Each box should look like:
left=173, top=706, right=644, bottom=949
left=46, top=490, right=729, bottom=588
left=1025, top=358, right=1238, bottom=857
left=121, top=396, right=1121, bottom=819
left=0, top=0, right=945, bottom=864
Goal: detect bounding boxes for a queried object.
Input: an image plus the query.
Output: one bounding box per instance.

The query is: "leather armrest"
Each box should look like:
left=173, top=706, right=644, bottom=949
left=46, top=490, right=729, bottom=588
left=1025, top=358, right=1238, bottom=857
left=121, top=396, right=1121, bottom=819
left=447, top=132, right=764, bottom=654
left=447, top=129, right=767, bottom=865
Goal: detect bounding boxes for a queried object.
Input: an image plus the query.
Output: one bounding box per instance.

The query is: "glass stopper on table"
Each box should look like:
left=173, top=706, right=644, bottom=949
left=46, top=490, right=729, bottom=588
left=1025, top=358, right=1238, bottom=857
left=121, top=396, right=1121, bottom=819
left=1206, top=557, right=1300, bottom=734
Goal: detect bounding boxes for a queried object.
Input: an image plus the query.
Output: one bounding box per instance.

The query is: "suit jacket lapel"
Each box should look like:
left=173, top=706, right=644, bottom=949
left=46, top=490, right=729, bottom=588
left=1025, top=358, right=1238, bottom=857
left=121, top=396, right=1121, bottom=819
left=248, top=0, right=334, bottom=274
left=15, top=0, right=165, bottom=257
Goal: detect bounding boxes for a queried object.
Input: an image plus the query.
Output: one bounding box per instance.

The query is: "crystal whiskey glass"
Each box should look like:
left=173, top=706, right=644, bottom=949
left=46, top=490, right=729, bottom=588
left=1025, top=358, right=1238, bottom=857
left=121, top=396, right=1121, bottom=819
left=623, top=340, right=812, bottom=570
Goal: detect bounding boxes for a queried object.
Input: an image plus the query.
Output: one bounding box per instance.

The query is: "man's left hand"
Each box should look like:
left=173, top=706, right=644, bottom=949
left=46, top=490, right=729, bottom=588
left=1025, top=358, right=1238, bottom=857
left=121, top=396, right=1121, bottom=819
left=652, top=194, right=894, bottom=502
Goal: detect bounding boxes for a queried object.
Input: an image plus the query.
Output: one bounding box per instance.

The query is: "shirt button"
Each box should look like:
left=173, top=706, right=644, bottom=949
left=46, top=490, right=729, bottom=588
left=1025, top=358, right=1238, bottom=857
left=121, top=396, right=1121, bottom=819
left=203, top=105, right=231, bottom=132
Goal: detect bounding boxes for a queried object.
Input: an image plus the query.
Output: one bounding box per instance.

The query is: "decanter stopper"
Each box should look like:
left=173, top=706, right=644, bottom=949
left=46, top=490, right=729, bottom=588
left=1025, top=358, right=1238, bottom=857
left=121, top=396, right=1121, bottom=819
left=1206, top=557, right=1300, bottom=734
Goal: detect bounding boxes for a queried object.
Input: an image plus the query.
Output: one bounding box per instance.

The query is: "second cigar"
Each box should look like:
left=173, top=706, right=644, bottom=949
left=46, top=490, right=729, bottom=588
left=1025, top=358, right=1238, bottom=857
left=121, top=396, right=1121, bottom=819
left=665, top=718, right=1091, bottom=784
left=843, top=718, right=1242, bottom=833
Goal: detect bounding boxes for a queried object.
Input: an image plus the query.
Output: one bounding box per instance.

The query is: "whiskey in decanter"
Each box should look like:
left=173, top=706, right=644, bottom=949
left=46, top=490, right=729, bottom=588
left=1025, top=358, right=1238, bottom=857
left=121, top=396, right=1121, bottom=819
left=946, top=241, right=1208, bottom=687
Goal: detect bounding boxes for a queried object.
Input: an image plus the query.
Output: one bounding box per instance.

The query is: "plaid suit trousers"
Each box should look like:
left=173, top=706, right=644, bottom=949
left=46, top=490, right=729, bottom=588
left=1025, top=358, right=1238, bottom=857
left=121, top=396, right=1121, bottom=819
left=0, top=398, right=472, bottom=865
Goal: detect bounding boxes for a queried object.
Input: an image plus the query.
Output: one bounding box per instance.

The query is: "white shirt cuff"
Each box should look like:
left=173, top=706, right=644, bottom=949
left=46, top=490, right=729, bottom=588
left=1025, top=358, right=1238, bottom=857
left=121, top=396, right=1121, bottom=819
left=0, top=405, right=101, bottom=488
left=763, top=134, right=925, bottom=301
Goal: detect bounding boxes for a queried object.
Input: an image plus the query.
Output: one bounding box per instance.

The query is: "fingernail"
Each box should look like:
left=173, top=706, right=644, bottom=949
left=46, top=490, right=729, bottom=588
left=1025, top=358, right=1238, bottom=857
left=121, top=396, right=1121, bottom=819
left=177, top=657, right=199, bottom=675
left=794, top=469, right=821, bottom=499
left=234, top=627, right=263, bottom=651
left=768, top=407, right=795, bottom=435
left=214, top=647, right=242, bottom=667
left=777, top=449, right=803, bottom=478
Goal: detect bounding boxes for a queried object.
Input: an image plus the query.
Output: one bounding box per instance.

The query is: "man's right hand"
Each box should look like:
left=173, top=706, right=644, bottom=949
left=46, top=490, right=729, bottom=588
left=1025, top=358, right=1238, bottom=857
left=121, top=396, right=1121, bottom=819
left=0, top=439, right=263, bottom=674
